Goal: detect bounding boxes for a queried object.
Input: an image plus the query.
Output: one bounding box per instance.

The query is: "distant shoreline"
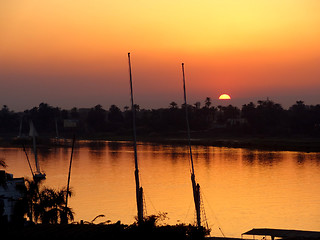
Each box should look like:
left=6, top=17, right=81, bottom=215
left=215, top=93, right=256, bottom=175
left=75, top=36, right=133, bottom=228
left=1, top=134, right=320, bottom=153
left=128, top=135, right=320, bottom=153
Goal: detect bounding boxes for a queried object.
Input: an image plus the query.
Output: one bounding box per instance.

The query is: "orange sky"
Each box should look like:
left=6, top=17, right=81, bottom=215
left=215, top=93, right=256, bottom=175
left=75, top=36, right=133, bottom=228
left=1, top=0, right=320, bottom=110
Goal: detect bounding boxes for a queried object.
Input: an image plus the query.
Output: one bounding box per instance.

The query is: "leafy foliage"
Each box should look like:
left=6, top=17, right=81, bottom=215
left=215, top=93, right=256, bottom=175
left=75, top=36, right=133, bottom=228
left=21, top=179, right=74, bottom=224
left=1, top=99, right=320, bottom=138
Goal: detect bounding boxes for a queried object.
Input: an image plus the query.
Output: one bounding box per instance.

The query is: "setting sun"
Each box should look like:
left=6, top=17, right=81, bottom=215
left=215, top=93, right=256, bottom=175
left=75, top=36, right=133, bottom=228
left=219, top=94, right=231, bottom=100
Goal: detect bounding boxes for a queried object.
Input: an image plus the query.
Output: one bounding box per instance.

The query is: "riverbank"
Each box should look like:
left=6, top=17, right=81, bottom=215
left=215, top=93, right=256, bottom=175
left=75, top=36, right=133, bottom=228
left=1, top=133, right=320, bottom=152
left=151, top=136, right=320, bottom=153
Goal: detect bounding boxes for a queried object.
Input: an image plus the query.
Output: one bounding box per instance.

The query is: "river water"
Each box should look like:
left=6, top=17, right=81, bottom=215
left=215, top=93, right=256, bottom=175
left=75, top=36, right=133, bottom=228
left=1, top=141, right=320, bottom=237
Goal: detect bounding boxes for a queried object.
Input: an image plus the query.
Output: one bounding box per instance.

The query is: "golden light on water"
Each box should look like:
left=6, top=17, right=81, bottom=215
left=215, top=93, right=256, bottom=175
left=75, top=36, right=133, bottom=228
left=2, top=142, right=320, bottom=237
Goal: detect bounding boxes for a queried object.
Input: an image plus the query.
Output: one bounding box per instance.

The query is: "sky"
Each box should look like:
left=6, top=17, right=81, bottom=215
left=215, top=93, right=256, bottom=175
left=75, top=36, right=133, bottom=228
left=1, top=0, right=320, bottom=111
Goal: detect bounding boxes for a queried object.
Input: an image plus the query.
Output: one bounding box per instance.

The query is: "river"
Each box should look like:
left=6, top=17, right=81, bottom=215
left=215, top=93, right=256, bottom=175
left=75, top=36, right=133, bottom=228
left=1, top=141, right=320, bottom=237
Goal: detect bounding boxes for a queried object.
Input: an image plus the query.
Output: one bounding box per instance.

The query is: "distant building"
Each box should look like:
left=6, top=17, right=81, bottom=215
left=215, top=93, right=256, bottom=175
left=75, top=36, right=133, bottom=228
left=63, top=119, right=78, bottom=128
left=226, top=118, right=248, bottom=127
left=0, top=171, right=25, bottom=223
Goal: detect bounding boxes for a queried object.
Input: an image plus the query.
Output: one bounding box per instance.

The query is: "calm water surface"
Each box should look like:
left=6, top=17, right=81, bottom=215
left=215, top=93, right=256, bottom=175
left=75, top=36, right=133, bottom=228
left=1, top=141, right=320, bottom=237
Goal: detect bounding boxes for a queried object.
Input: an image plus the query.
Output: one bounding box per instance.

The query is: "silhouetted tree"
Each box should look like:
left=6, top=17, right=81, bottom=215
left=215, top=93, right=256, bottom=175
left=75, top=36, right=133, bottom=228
left=169, top=102, right=178, bottom=109
left=86, top=105, right=107, bottom=132
left=23, top=103, right=61, bottom=135
left=106, top=105, right=124, bottom=131
left=22, top=179, right=74, bottom=224
left=2, top=99, right=320, bottom=138
left=255, top=99, right=285, bottom=134
left=194, top=102, right=201, bottom=109
left=60, top=109, right=69, bottom=119
left=215, top=105, right=240, bottom=124
left=0, top=105, right=19, bottom=134
left=241, top=102, right=257, bottom=132
left=108, top=105, right=124, bottom=123
left=23, top=179, right=41, bottom=223
left=134, top=104, right=140, bottom=112
left=224, top=105, right=240, bottom=119
left=37, top=187, right=74, bottom=224
left=204, top=97, right=211, bottom=108
left=70, top=107, right=79, bottom=119
left=287, top=101, right=320, bottom=134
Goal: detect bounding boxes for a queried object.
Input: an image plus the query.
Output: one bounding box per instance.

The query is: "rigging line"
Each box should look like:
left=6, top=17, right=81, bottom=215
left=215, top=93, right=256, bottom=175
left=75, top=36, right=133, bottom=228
left=199, top=191, right=209, bottom=229
left=144, top=192, right=157, bottom=213
left=187, top=148, right=192, bottom=175
left=135, top=171, right=150, bottom=216
left=143, top=191, right=147, bottom=216
left=202, top=191, right=226, bottom=237
left=22, top=143, right=34, bottom=178
left=184, top=197, right=194, bottom=223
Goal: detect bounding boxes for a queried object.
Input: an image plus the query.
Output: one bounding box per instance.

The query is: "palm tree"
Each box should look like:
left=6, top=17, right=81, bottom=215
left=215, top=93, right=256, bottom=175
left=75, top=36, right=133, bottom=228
left=23, top=179, right=74, bottom=224
left=38, top=187, right=74, bottom=224
left=205, top=97, right=211, bottom=108
left=23, top=178, right=41, bottom=223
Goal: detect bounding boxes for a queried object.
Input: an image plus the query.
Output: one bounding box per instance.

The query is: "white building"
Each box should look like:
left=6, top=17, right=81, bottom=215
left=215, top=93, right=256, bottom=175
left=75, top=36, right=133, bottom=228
left=0, top=170, right=25, bottom=223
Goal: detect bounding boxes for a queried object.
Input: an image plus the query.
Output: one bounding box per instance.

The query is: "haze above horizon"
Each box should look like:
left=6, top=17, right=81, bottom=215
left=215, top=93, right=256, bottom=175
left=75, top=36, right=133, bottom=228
left=1, top=0, right=320, bottom=111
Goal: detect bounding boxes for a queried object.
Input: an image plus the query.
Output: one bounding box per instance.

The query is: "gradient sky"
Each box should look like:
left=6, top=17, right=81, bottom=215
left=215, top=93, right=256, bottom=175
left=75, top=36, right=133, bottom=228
left=1, top=0, right=320, bottom=111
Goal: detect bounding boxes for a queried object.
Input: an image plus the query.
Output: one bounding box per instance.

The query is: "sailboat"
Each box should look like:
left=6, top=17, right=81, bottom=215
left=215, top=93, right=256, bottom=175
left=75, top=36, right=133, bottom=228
left=181, top=63, right=206, bottom=228
left=17, top=115, right=28, bottom=139
left=128, top=52, right=144, bottom=223
left=29, top=120, right=46, bottom=181
left=18, top=116, right=23, bottom=138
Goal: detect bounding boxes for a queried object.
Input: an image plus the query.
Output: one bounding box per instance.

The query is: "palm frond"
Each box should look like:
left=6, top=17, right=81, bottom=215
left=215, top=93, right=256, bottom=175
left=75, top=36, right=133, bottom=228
left=91, top=214, right=105, bottom=223
left=0, top=158, right=7, bottom=168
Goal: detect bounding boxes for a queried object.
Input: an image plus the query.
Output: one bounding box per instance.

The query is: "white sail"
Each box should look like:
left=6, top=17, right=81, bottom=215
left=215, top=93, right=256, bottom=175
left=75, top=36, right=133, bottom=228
left=29, top=120, right=38, bottom=137
left=29, top=120, right=46, bottom=180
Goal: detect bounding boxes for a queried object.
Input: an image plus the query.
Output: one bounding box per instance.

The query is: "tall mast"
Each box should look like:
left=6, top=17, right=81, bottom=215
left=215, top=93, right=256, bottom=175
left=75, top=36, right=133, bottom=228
left=128, top=52, right=144, bottom=223
left=62, top=134, right=76, bottom=224
left=55, top=118, right=59, bottom=139
left=182, top=63, right=201, bottom=227
left=18, top=116, right=23, bottom=138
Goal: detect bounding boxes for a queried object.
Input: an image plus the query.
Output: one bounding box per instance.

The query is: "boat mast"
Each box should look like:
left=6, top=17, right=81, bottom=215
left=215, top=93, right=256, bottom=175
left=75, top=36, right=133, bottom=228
left=55, top=118, right=59, bottom=139
left=62, top=134, right=76, bottom=224
left=128, top=52, right=144, bottom=223
left=18, top=116, right=23, bottom=138
left=181, top=63, right=201, bottom=227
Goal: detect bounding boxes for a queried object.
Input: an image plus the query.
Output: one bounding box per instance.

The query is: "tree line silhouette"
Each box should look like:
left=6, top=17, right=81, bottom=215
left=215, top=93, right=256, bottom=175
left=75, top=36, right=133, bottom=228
left=1, top=98, right=320, bottom=138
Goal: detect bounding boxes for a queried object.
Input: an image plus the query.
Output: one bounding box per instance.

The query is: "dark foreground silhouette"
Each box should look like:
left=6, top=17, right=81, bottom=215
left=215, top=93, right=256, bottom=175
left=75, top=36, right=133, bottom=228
left=2, top=220, right=209, bottom=240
